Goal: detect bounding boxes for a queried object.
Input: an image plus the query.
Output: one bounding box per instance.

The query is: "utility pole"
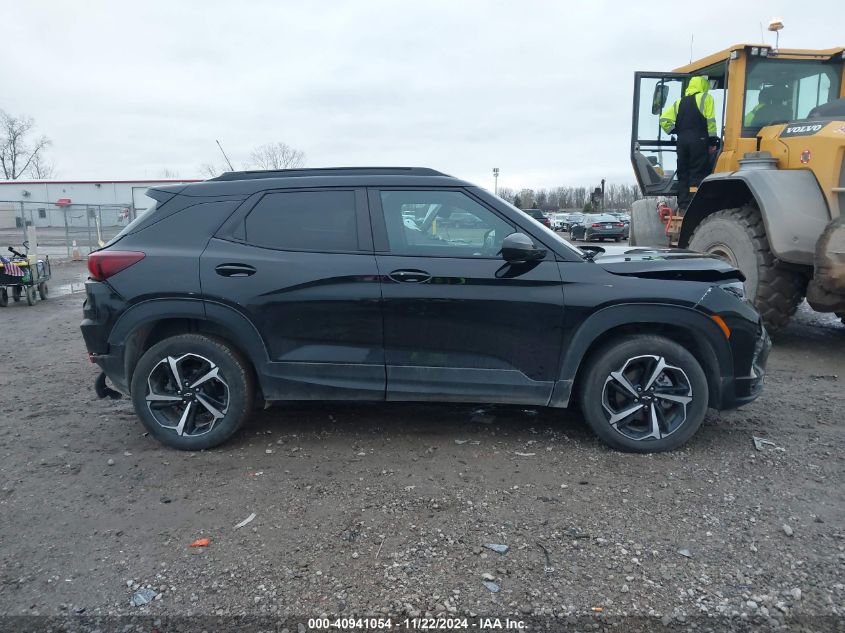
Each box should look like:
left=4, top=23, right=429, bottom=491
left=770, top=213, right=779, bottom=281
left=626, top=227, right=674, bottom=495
left=493, top=167, right=499, bottom=196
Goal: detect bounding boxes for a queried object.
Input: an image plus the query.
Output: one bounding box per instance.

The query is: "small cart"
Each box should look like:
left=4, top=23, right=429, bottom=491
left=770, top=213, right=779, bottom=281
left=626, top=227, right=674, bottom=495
left=0, top=242, right=51, bottom=307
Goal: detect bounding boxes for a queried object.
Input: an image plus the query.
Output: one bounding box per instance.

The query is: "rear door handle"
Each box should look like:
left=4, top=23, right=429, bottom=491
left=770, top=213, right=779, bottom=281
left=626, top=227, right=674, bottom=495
left=388, top=269, right=432, bottom=283
left=215, top=263, right=256, bottom=277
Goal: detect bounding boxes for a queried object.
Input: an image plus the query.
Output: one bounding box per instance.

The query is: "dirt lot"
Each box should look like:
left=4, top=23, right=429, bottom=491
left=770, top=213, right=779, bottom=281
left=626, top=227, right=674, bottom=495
left=0, top=261, right=843, bottom=632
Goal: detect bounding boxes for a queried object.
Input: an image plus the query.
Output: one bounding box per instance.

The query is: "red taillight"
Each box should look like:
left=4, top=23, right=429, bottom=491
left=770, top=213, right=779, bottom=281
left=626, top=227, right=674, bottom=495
left=591, top=223, right=601, bottom=227
left=615, top=222, right=624, bottom=227
left=87, top=250, right=145, bottom=281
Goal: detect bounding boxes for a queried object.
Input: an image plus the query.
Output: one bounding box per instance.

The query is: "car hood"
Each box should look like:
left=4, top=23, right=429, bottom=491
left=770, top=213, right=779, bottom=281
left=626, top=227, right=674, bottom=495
left=594, top=248, right=745, bottom=282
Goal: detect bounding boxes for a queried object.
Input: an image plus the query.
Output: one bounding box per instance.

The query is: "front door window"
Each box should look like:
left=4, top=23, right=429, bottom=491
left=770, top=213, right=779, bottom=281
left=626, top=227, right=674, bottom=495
left=379, top=190, right=515, bottom=258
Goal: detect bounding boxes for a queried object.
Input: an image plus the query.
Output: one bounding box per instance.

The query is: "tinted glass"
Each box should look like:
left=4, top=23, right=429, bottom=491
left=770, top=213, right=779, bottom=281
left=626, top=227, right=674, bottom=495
left=380, top=190, right=514, bottom=258
left=244, top=190, right=357, bottom=251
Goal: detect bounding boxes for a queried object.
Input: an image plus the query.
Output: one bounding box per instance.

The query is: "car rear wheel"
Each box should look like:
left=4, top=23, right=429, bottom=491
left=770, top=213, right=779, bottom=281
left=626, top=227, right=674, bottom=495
left=579, top=335, right=708, bottom=453
left=130, top=334, right=254, bottom=450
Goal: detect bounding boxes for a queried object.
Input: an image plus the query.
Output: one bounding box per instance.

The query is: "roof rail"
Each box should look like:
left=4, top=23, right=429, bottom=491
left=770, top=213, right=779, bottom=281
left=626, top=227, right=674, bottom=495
left=210, top=167, right=449, bottom=181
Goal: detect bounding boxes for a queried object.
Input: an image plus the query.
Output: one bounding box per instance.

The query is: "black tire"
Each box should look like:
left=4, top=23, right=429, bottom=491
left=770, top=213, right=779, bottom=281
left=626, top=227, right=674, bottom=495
left=12, top=287, right=21, bottom=302
left=578, top=335, right=709, bottom=453
left=38, top=282, right=48, bottom=300
left=688, top=206, right=807, bottom=331
left=25, top=286, right=36, bottom=306
left=130, top=334, right=254, bottom=450
left=614, top=237, right=621, bottom=242
left=0, top=288, right=7, bottom=307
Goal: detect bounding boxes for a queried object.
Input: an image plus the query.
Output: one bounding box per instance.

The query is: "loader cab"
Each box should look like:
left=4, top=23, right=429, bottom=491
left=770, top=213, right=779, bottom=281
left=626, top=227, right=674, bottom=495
left=742, top=55, right=842, bottom=135
left=632, top=45, right=845, bottom=196
left=631, top=68, right=727, bottom=197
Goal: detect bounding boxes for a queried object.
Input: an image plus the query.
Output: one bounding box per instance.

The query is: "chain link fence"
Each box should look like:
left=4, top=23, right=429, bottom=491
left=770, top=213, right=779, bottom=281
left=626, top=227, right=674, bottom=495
left=0, top=201, right=138, bottom=258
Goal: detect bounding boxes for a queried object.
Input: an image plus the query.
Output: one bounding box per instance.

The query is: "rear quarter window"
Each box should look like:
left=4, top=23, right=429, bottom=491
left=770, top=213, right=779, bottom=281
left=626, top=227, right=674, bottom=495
left=103, top=202, right=157, bottom=247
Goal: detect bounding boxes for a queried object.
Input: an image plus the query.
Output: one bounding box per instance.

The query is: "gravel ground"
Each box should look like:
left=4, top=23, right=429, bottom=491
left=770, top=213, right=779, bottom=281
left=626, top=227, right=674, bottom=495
left=0, top=261, right=843, bottom=632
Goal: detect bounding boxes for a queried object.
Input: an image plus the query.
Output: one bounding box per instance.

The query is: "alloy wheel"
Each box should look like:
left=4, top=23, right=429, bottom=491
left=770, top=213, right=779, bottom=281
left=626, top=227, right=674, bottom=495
left=601, top=354, right=693, bottom=441
left=145, top=353, right=229, bottom=437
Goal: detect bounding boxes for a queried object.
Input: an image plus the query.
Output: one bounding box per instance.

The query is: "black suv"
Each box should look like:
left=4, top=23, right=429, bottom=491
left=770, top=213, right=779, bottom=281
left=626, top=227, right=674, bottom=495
left=81, top=167, right=769, bottom=452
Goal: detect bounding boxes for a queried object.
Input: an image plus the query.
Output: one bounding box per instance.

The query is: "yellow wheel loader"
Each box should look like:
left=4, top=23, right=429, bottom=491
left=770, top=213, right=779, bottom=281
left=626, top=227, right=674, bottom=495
left=629, top=44, right=845, bottom=330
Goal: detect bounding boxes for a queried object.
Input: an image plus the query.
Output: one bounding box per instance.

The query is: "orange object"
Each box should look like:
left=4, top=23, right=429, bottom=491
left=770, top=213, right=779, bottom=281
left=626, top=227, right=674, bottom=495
left=591, top=607, right=604, bottom=613
left=189, top=537, right=211, bottom=548
left=710, top=314, right=732, bottom=339
left=657, top=202, right=674, bottom=236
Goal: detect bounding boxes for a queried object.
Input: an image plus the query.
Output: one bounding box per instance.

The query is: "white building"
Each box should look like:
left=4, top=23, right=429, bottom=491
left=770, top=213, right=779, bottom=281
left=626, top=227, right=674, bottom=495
left=0, top=179, right=199, bottom=230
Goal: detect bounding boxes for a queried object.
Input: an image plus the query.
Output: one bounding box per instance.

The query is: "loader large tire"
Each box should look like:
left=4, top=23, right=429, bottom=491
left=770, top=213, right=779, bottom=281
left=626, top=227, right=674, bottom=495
left=688, top=206, right=807, bottom=331
left=629, top=198, right=669, bottom=247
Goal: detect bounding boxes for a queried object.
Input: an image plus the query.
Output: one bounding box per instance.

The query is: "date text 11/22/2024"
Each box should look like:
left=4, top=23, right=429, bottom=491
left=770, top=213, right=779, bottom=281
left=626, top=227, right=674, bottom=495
left=307, top=617, right=527, bottom=630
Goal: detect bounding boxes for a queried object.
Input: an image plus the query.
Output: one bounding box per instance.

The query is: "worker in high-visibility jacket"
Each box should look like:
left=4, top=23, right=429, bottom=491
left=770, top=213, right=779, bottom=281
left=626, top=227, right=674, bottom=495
left=660, top=76, right=718, bottom=210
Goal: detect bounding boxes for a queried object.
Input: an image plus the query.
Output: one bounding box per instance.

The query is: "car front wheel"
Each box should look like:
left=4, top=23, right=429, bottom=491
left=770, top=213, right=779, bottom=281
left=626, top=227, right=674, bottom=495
left=578, top=335, right=708, bottom=452
left=130, top=334, right=254, bottom=450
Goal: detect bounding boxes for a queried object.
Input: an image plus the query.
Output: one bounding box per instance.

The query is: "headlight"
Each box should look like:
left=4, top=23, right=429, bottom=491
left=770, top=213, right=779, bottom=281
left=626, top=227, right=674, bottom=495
left=721, top=280, right=746, bottom=299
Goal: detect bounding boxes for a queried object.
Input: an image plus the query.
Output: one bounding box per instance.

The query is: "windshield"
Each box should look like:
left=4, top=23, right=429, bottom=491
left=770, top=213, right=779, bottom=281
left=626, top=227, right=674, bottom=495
left=498, top=198, right=584, bottom=258
left=743, top=58, right=842, bottom=133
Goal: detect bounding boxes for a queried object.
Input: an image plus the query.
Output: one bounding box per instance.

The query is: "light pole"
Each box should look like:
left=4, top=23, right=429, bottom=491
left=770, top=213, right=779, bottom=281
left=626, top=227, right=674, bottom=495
left=493, top=167, right=499, bottom=196
left=601, top=178, right=606, bottom=213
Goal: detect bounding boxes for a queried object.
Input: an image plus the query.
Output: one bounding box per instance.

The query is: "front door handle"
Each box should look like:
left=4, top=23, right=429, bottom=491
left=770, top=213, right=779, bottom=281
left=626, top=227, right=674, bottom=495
left=215, top=263, right=257, bottom=277
left=388, top=269, right=432, bottom=283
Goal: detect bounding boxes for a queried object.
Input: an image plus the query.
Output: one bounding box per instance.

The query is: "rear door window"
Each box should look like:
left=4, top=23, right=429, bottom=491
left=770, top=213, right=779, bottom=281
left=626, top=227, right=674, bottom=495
left=244, top=190, right=358, bottom=251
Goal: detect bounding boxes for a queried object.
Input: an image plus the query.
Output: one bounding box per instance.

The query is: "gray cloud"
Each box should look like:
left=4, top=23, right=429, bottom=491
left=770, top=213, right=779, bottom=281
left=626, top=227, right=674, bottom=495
left=2, top=0, right=840, bottom=189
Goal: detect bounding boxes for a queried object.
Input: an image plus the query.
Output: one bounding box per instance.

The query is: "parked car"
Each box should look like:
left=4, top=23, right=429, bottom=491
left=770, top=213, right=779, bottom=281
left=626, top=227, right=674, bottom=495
left=442, top=211, right=484, bottom=228
left=571, top=214, right=628, bottom=241
left=562, top=213, right=586, bottom=232
left=81, top=167, right=768, bottom=453
left=522, top=208, right=551, bottom=229
left=550, top=213, right=568, bottom=231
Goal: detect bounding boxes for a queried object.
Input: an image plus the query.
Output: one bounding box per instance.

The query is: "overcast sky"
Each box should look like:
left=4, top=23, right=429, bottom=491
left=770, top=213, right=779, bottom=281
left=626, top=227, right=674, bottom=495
left=2, top=1, right=841, bottom=190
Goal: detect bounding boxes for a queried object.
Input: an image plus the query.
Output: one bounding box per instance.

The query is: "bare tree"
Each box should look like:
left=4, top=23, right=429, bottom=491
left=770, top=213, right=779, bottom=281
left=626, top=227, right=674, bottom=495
left=159, top=168, right=180, bottom=179
left=497, top=187, right=516, bottom=203
left=0, top=110, right=52, bottom=180
left=199, top=163, right=223, bottom=178
left=27, top=153, right=56, bottom=179
left=248, top=142, right=306, bottom=170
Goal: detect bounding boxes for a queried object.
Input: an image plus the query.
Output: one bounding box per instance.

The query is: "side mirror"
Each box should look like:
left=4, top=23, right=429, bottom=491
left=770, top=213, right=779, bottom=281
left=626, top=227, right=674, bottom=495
left=501, top=232, right=546, bottom=263
left=651, top=84, right=669, bottom=115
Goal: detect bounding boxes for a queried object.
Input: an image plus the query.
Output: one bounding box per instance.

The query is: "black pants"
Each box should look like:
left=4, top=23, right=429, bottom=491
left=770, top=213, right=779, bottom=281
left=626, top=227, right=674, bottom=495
left=676, top=134, right=709, bottom=209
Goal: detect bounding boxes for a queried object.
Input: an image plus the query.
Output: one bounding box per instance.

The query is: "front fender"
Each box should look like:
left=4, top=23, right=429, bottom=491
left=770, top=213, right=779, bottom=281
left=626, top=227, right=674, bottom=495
left=550, top=303, right=732, bottom=408
left=681, top=170, right=830, bottom=265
